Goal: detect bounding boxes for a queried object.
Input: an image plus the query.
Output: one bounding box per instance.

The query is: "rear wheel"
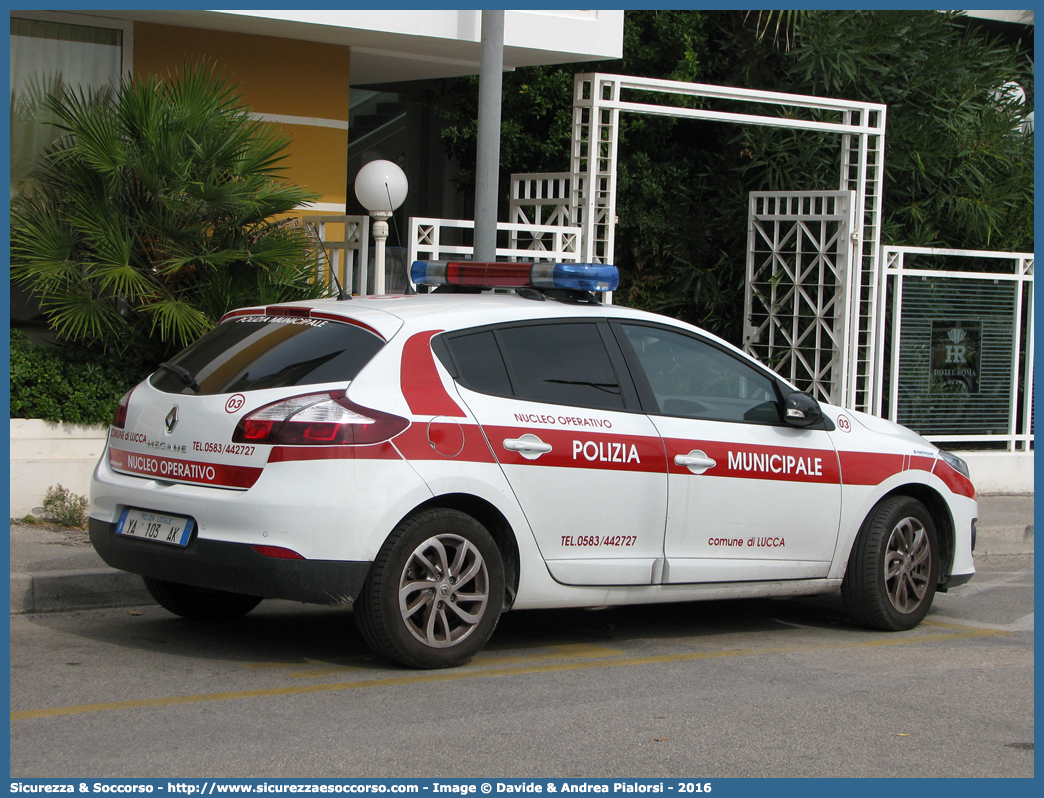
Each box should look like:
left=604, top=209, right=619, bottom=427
left=841, top=496, right=939, bottom=631
left=143, top=576, right=262, bottom=621
left=356, top=508, right=504, bottom=669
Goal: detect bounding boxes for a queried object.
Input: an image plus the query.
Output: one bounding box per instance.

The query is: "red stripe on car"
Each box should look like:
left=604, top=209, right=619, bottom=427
left=218, top=307, right=263, bottom=323
left=909, top=455, right=936, bottom=472
left=933, top=459, right=977, bottom=499
left=216, top=308, right=385, bottom=340
left=108, top=448, right=262, bottom=489
left=392, top=424, right=497, bottom=463
left=400, top=331, right=466, bottom=417
left=485, top=427, right=667, bottom=474
left=663, top=439, right=841, bottom=483
left=837, top=451, right=905, bottom=486
left=267, top=442, right=402, bottom=463
left=308, top=312, right=385, bottom=340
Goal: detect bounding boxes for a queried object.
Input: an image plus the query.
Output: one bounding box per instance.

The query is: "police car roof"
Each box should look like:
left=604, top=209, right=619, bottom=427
left=234, top=291, right=755, bottom=367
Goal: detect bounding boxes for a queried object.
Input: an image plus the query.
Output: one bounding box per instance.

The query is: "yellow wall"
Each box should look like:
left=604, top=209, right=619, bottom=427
left=133, top=23, right=350, bottom=210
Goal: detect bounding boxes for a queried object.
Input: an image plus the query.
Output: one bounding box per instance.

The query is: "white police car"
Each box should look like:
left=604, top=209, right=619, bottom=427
left=89, top=261, right=977, bottom=669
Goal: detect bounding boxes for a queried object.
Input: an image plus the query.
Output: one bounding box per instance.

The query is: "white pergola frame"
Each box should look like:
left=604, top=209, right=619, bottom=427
left=570, top=73, right=887, bottom=411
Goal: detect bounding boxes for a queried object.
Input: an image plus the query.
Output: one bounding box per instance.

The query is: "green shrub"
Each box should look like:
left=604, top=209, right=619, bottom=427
left=9, top=329, right=150, bottom=425
left=43, top=483, right=90, bottom=528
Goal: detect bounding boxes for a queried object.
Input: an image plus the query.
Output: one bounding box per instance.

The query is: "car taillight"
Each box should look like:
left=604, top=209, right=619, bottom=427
left=112, top=388, right=133, bottom=429
left=231, top=392, right=409, bottom=446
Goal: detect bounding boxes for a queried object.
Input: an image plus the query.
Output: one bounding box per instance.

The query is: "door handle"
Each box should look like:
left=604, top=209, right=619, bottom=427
left=675, top=450, right=716, bottom=474
left=503, top=434, right=552, bottom=460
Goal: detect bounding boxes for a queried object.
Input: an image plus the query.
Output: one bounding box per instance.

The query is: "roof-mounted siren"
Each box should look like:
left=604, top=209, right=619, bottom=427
left=410, top=261, right=619, bottom=302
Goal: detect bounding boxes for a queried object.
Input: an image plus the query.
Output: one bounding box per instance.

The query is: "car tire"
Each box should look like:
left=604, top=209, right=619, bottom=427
left=356, top=508, right=505, bottom=669
left=841, top=495, right=940, bottom=631
left=142, top=576, right=263, bottom=621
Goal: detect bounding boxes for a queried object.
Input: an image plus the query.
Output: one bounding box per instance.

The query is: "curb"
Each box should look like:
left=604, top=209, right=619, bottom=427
left=11, top=567, right=152, bottom=614
left=974, top=524, right=1034, bottom=556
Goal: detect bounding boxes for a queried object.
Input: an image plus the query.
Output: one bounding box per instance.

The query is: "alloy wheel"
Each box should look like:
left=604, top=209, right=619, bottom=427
left=884, top=516, right=932, bottom=614
left=398, top=533, right=490, bottom=647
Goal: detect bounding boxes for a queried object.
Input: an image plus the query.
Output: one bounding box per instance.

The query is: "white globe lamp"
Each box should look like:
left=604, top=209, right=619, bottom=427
left=355, top=160, right=409, bottom=295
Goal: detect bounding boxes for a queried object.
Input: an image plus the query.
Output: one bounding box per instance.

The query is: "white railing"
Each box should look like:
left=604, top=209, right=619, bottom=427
left=301, top=215, right=370, bottom=295
left=408, top=217, right=581, bottom=264
left=875, top=246, right=1034, bottom=452
left=509, top=173, right=572, bottom=229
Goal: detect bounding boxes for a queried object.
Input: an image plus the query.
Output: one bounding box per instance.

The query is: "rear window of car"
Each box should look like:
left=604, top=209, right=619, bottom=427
left=150, top=316, right=385, bottom=395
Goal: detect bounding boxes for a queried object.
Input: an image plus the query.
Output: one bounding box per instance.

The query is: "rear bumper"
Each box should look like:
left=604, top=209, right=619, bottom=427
left=941, top=572, right=974, bottom=590
left=89, top=518, right=371, bottom=606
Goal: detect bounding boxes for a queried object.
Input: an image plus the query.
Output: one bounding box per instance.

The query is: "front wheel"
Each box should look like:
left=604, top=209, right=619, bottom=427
left=356, top=508, right=505, bottom=669
left=841, top=496, right=940, bottom=631
left=143, top=576, right=262, bottom=621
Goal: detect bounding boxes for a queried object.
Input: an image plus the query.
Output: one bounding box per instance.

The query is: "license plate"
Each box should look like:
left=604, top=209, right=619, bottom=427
left=116, top=508, right=194, bottom=547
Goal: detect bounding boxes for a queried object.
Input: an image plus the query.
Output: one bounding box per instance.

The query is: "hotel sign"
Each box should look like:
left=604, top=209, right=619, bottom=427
left=930, top=320, right=981, bottom=393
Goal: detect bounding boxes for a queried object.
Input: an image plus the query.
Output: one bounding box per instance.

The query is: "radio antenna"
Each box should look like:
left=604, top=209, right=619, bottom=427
left=308, top=222, right=351, bottom=300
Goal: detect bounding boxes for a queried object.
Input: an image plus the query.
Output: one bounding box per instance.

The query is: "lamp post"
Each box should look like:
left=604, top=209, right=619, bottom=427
left=354, top=160, right=408, bottom=295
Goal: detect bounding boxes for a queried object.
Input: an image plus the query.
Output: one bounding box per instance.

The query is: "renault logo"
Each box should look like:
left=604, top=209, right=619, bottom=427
left=165, top=406, right=179, bottom=434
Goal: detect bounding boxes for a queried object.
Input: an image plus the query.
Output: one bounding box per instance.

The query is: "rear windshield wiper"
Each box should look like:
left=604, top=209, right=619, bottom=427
left=158, top=362, right=201, bottom=394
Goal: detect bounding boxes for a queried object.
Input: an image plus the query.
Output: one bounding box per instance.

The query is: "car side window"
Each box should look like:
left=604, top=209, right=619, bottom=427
left=444, top=322, right=626, bottom=411
left=442, top=330, right=513, bottom=397
left=497, top=323, right=625, bottom=410
left=620, top=324, right=780, bottom=424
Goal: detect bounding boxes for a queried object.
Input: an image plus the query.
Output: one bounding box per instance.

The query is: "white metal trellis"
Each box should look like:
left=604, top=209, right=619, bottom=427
left=509, top=173, right=572, bottom=228
left=744, top=191, right=857, bottom=405
left=570, top=73, right=886, bottom=411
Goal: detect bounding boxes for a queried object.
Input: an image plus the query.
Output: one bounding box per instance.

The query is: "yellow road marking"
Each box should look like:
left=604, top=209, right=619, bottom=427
left=472, top=642, right=625, bottom=667
left=286, top=657, right=369, bottom=678
left=921, top=619, right=973, bottom=631
left=922, top=618, right=1011, bottom=633
left=11, top=625, right=1007, bottom=721
left=288, top=660, right=369, bottom=678
left=279, top=643, right=625, bottom=677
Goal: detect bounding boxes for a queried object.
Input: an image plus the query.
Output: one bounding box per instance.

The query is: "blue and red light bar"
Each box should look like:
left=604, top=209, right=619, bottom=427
left=410, top=261, right=619, bottom=293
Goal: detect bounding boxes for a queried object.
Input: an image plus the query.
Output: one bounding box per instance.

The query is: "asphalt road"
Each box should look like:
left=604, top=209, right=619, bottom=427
left=10, top=553, right=1033, bottom=779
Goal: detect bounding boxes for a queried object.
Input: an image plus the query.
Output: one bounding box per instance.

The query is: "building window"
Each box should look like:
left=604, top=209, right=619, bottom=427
left=10, top=15, right=125, bottom=200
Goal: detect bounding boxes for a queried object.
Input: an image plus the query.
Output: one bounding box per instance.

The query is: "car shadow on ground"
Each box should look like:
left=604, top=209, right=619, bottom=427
left=16, top=590, right=857, bottom=672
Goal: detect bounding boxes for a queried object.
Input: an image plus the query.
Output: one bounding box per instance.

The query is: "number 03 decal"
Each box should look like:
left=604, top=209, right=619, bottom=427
left=225, top=394, right=246, bottom=413
left=836, top=415, right=851, bottom=432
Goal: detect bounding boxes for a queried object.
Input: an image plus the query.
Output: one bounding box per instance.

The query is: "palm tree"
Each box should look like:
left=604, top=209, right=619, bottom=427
left=747, top=10, right=809, bottom=51
left=11, top=60, right=326, bottom=362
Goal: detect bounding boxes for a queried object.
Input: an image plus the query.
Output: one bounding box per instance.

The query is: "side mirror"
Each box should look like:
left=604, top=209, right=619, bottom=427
left=783, top=391, right=824, bottom=428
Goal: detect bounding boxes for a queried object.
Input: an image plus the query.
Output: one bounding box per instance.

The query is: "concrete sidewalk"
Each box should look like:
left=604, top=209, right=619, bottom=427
left=9, top=521, right=152, bottom=613
left=9, top=494, right=1034, bottom=614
